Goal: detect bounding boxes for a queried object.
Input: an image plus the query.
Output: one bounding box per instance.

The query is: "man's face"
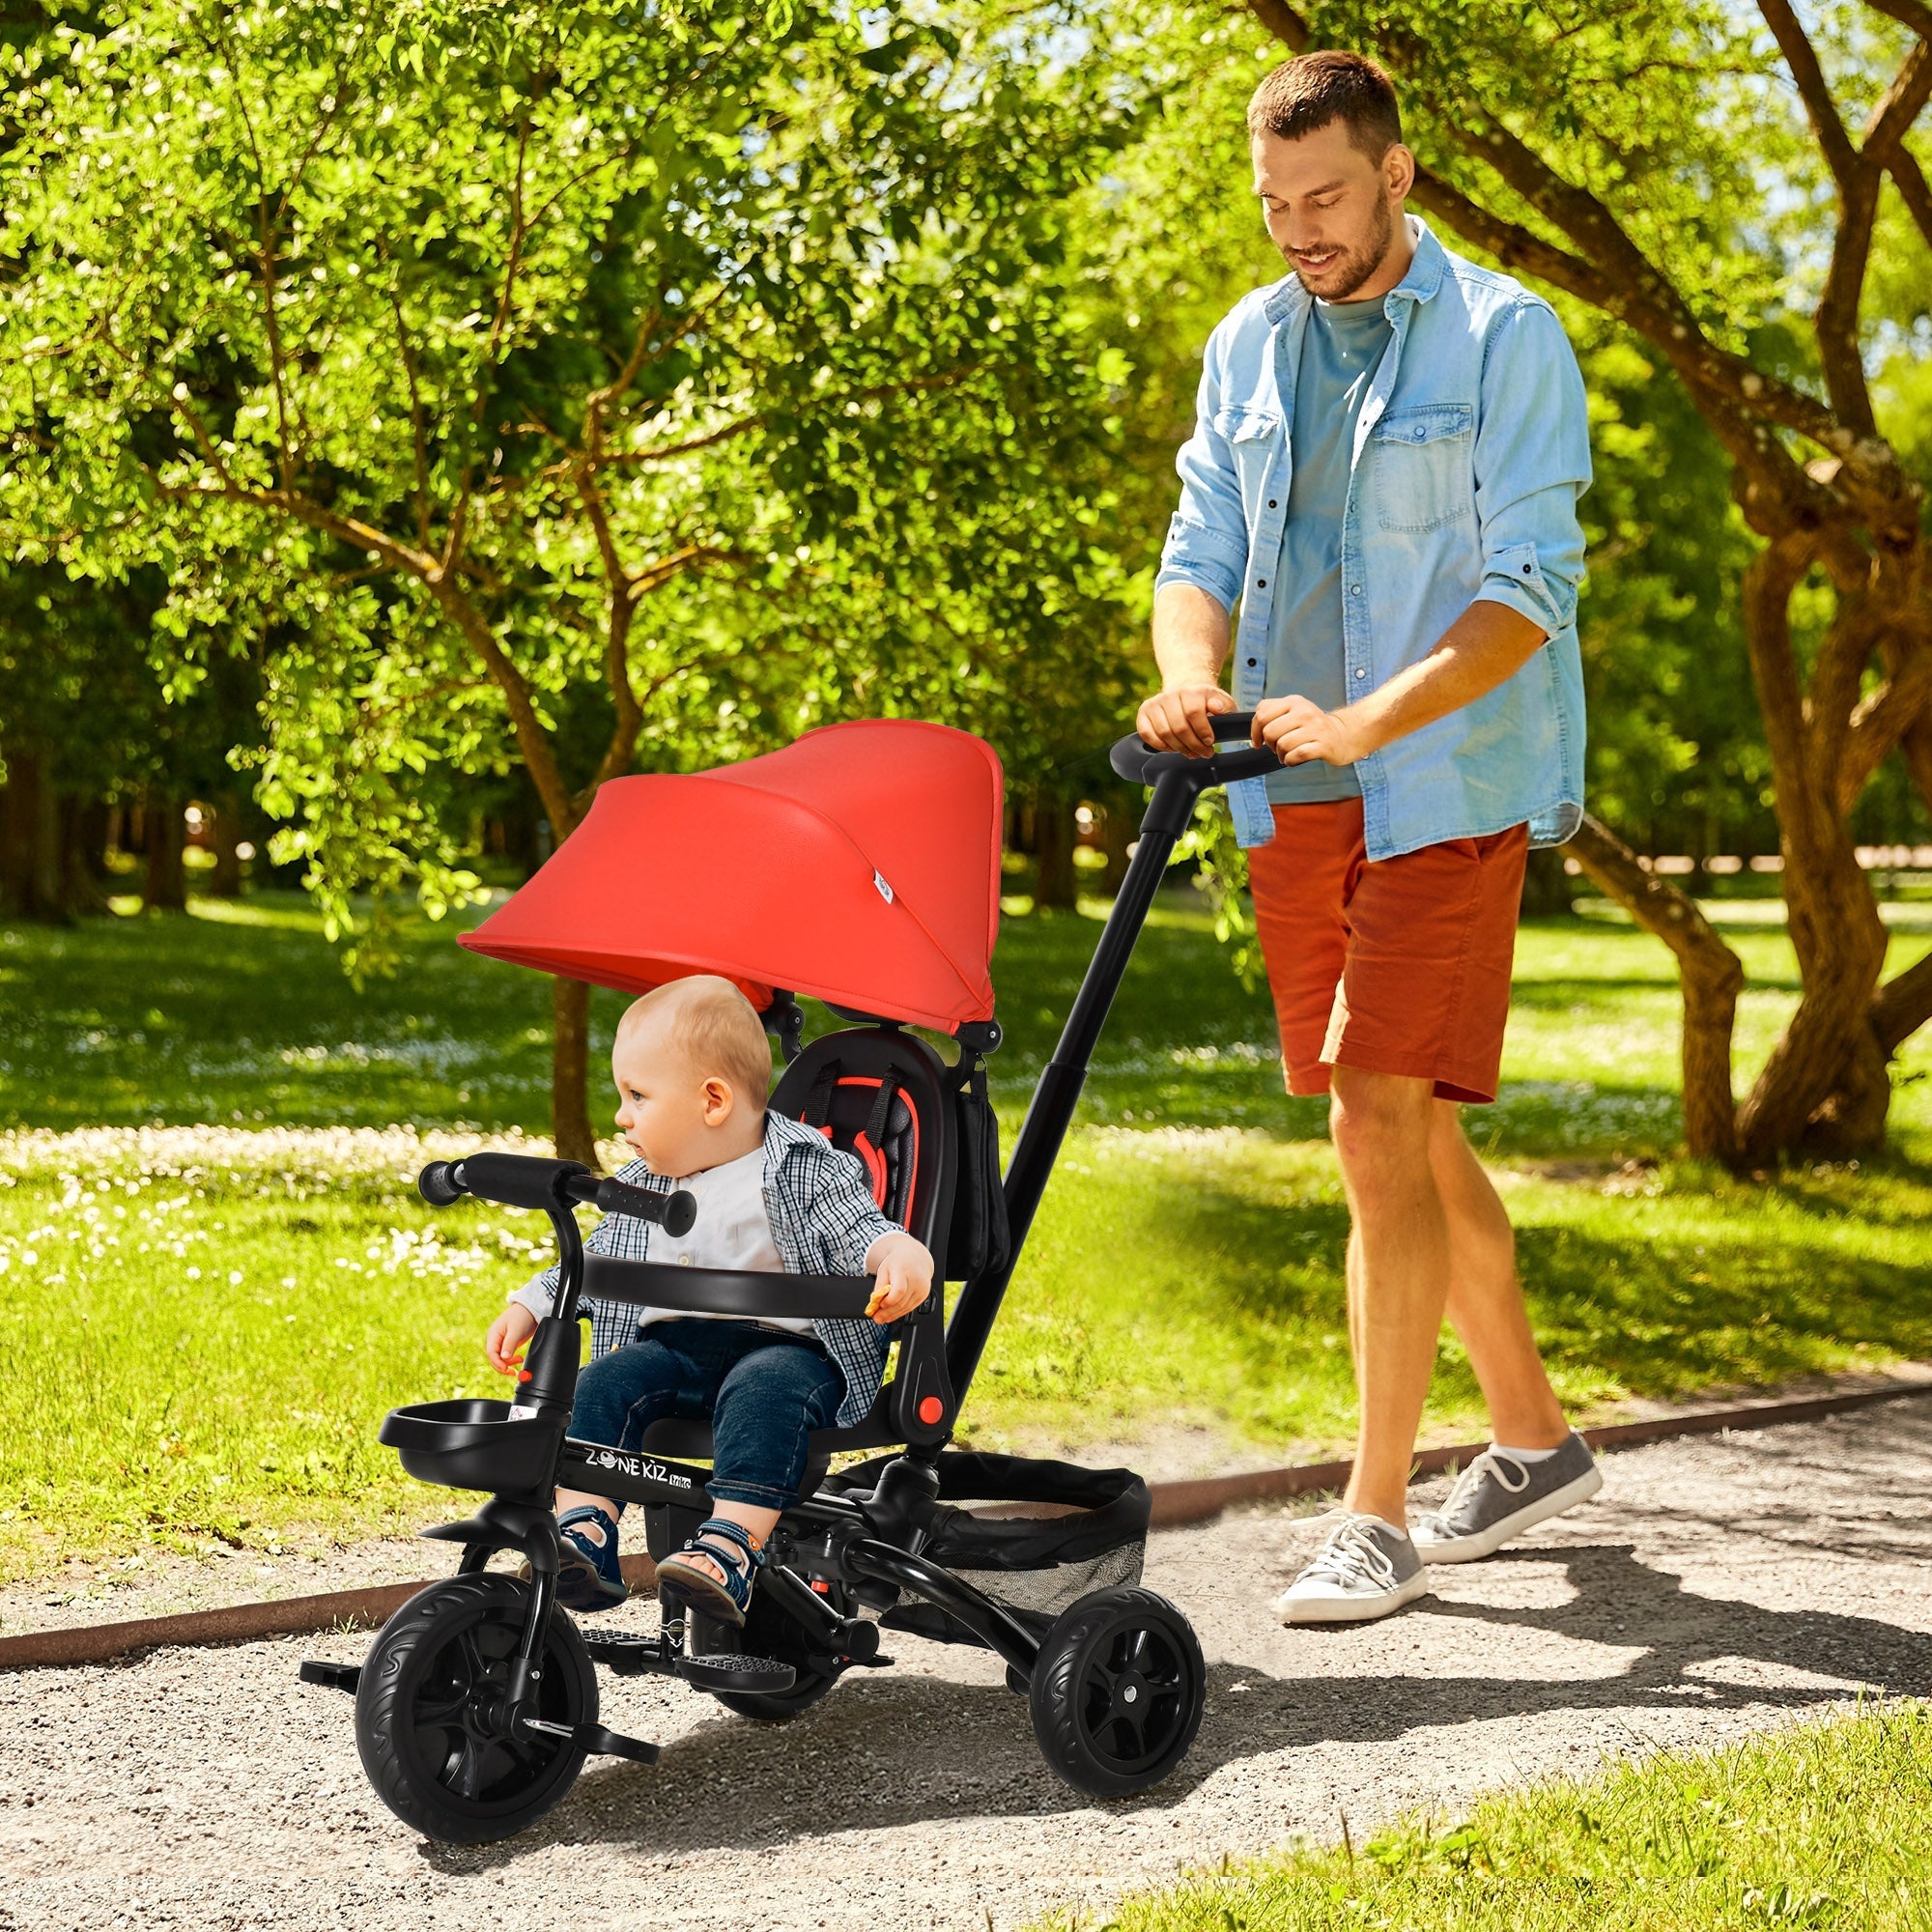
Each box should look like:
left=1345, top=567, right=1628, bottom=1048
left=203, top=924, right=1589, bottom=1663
left=1252, top=119, right=1408, bottom=301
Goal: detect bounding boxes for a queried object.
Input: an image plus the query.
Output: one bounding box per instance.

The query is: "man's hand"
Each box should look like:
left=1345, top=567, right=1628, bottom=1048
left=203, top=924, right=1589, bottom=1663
left=1252, top=694, right=1374, bottom=769
left=1136, top=685, right=1237, bottom=757
left=486, top=1301, right=539, bottom=1376
left=863, top=1232, right=934, bottom=1324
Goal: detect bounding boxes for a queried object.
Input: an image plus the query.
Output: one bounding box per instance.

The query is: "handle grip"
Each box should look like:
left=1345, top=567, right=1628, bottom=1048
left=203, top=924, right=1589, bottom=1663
left=417, top=1154, right=696, bottom=1237
left=1110, top=708, right=1282, bottom=788
left=594, top=1176, right=697, bottom=1236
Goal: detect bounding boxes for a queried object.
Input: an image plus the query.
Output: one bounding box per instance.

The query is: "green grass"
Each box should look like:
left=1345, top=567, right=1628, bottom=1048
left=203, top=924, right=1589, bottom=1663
left=1047, top=1701, right=1932, bottom=1932
left=6, top=884, right=1932, bottom=1572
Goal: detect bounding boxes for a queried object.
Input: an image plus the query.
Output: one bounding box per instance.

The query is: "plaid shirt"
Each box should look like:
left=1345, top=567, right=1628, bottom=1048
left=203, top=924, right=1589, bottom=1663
left=512, top=1111, right=902, bottom=1428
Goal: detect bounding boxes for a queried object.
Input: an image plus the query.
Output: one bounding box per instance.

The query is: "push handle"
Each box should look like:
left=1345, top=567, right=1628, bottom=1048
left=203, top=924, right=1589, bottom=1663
left=1110, top=708, right=1282, bottom=789
left=417, top=1154, right=696, bottom=1236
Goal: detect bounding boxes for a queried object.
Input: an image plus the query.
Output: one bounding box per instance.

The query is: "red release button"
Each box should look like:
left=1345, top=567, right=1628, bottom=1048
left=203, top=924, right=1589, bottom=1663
left=918, top=1395, right=944, bottom=1426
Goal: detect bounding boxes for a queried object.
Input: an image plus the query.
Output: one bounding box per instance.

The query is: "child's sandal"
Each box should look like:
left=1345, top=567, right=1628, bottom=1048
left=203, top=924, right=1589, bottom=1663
left=654, top=1517, right=764, bottom=1627
left=554, top=1504, right=628, bottom=1612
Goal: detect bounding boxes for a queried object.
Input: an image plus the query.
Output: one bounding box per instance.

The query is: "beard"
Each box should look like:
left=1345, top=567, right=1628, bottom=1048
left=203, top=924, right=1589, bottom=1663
left=1289, top=192, right=1396, bottom=300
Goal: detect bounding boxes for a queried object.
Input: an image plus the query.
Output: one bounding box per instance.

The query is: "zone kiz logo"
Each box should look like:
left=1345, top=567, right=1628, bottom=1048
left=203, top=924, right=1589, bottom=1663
left=584, top=1446, right=694, bottom=1491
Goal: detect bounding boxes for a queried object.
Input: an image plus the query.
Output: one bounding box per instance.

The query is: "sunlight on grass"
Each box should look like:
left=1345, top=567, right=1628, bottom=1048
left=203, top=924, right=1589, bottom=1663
left=1051, top=1701, right=1932, bottom=1932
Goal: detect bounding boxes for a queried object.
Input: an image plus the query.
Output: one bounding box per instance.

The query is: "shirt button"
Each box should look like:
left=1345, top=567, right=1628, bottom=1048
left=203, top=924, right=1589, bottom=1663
left=1355, top=668, right=1367, bottom=679
left=1246, top=657, right=1257, bottom=667
left=1256, top=578, right=1266, bottom=588
left=1413, top=426, right=1425, bottom=439
left=1350, top=584, right=1362, bottom=595
left=1523, top=563, right=1533, bottom=573
left=1267, top=498, right=1278, bottom=508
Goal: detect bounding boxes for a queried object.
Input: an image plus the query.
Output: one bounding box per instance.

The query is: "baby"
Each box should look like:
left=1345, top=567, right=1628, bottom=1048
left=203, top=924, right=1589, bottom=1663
left=486, top=975, right=933, bottom=1622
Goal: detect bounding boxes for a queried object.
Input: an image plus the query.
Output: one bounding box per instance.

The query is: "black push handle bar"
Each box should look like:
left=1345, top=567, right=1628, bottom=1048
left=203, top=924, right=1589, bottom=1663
left=1109, top=708, right=1282, bottom=789
left=418, top=1152, right=697, bottom=1237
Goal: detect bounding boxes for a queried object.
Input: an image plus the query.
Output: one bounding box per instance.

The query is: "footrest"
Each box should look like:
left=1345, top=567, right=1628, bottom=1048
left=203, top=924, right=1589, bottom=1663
left=298, top=1660, right=361, bottom=1694
left=581, top=1628, right=674, bottom=1677
left=679, top=1653, right=798, bottom=1693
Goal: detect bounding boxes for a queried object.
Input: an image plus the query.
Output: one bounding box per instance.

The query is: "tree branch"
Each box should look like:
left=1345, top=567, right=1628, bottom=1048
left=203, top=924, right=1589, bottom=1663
left=1561, top=813, right=1744, bottom=1162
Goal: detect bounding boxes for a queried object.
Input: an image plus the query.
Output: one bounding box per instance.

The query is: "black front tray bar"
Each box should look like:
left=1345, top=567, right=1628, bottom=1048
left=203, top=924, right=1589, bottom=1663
left=557, top=1437, right=711, bottom=1508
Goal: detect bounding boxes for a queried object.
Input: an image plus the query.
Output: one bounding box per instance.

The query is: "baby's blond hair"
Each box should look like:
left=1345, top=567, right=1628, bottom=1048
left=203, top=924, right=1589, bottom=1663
left=618, top=976, right=773, bottom=1103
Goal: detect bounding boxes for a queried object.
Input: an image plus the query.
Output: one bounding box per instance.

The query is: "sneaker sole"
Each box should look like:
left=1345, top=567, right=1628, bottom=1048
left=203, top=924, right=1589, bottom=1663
left=1275, top=1567, right=1431, bottom=1627
left=1414, top=1462, right=1604, bottom=1565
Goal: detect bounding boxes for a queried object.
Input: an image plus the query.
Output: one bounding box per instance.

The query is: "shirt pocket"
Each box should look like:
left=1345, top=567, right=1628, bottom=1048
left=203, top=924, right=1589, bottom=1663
left=1370, top=402, right=1474, bottom=535
left=1212, top=406, right=1284, bottom=522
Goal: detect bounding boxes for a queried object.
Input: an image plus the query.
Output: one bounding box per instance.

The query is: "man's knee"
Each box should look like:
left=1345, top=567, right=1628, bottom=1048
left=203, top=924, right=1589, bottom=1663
left=1328, top=1068, right=1435, bottom=1178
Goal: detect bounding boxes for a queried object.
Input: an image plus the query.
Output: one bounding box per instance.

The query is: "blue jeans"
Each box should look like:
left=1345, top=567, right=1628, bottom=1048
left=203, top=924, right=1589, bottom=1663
left=569, top=1318, right=844, bottom=1510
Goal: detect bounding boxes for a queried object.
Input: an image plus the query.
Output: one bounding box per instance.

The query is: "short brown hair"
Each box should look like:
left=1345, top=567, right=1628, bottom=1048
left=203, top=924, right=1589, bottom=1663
left=1247, top=49, right=1403, bottom=160
left=619, top=976, right=773, bottom=1104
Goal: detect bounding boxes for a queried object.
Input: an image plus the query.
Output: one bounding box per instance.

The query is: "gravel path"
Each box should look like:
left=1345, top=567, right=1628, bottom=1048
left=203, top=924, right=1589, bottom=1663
left=6, top=1400, right=1930, bottom=1932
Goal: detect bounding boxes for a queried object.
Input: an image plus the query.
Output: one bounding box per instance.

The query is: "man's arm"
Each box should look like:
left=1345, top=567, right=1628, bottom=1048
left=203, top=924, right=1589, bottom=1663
left=1137, top=582, right=1238, bottom=755
left=1254, top=599, right=1547, bottom=769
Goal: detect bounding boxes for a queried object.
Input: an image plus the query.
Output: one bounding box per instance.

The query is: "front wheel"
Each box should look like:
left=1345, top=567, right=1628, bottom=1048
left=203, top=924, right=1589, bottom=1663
left=1029, top=1586, right=1206, bottom=1799
left=354, top=1575, right=598, bottom=1844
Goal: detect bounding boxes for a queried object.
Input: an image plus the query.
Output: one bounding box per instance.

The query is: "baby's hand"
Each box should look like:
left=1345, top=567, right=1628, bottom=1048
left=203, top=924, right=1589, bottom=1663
left=486, top=1302, right=539, bottom=1376
left=863, top=1233, right=933, bottom=1325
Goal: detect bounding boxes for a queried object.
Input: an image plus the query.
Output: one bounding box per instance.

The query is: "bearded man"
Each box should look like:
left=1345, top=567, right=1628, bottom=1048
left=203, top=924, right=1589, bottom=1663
left=1139, top=49, right=1602, bottom=1623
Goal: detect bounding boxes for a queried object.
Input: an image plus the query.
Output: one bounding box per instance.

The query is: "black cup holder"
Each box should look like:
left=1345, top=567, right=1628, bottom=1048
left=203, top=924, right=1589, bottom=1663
left=379, top=1399, right=566, bottom=1495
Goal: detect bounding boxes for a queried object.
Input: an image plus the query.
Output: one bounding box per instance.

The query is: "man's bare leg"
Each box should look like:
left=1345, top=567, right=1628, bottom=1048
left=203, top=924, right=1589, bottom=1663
left=1430, top=1103, right=1569, bottom=1451
left=1327, top=1065, right=1449, bottom=1528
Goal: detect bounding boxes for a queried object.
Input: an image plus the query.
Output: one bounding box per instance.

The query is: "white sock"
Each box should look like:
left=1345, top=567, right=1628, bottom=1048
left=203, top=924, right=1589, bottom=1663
left=1492, top=1439, right=1565, bottom=1463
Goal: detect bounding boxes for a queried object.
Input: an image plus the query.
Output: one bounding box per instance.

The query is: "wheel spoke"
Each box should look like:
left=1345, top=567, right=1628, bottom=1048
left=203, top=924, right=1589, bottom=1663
left=447, top=1734, right=490, bottom=1800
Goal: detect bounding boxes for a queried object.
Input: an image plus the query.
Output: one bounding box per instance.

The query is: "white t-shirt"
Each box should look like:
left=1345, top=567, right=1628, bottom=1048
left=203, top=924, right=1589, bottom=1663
left=606, top=1142, right=815, bottom=1339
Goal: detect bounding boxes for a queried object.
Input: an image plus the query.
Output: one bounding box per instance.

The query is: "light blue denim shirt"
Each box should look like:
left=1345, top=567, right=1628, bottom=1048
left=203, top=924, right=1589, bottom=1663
left=1154, top=214, right=1592, bottom=858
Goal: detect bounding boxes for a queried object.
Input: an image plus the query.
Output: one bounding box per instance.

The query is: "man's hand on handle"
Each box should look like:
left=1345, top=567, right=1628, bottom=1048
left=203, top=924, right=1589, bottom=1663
left=1135, top=685, right=1237, bottom=758
left=1251, top=694, right=1374, bottom=770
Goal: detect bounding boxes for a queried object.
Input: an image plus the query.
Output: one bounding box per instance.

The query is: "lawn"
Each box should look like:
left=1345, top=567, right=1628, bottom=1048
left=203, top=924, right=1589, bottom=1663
left=1052, top=1699, right=1932, bottom=1932
left=5, top=882, right=1932, bottom=1571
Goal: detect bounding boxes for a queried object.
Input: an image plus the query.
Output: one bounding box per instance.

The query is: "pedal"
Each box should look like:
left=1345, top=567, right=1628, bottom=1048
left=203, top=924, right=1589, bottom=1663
left=298, top=1660, right=361, bottom=1694
left=580, top=1628, right=672, bottom=1677
left=678, top=1653, right=798, bottom=1693
left=520, top=1717, right=660, bottom=1765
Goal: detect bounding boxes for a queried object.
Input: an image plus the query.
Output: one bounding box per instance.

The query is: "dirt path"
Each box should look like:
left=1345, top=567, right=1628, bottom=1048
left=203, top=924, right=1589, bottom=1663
left=6, top=1400, right=1929, bottom=1932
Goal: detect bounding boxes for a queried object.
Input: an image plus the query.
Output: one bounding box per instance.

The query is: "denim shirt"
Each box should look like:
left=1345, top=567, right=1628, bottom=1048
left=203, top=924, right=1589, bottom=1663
left=1154, top=215, right=1592, bottom=858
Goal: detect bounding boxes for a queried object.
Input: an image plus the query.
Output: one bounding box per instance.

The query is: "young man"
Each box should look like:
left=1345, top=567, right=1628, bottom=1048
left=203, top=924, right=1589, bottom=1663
left=1140, top=50, right=1602, bottom=1624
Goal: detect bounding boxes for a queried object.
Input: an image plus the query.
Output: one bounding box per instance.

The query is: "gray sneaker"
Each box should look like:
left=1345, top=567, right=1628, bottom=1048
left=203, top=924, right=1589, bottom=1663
left=1410, top=1433, right=1603, bottom=1564
left=1274, top=1512, right=1430, bottom=1625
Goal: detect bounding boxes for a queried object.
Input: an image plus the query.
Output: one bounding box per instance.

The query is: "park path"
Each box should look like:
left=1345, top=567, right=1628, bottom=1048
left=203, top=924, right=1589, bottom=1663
left=5, top=1399, right=1930, bottom=1932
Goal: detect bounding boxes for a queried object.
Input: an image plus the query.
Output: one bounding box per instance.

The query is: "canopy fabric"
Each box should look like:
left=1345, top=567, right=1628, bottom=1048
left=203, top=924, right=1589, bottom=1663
left=461, top=720, right=1004, bottom=1032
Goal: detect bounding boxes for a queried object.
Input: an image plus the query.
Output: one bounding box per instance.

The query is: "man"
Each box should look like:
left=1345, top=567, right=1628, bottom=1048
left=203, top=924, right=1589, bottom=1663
left=1140, top=50, right=1601, bottom=1624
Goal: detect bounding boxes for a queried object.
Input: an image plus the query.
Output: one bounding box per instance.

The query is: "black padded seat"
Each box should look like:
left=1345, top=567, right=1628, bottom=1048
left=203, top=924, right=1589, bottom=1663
left=637, top=1025, right=960, bottom=1462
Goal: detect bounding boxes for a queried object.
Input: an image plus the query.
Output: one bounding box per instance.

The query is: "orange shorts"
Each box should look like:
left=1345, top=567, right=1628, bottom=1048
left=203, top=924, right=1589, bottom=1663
left=1246, top=799, right=1528, bottom=1106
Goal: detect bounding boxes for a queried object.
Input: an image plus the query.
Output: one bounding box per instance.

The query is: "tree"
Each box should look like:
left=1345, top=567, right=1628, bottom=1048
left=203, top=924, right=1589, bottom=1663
left=1215, top=0, right=1932, bottom=1163
left=1, top=0, right=1144, bottom=1158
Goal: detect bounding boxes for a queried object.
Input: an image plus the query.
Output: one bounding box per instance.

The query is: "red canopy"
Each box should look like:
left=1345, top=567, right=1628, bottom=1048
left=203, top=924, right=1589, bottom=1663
left=461, top=720, right=1004, bottom=1031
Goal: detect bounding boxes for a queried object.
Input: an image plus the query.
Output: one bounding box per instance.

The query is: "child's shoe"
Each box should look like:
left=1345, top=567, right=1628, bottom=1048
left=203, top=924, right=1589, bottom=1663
left=654, top=1517, right=763, bottom=1627
left=555, top=1504, right=628, bottom=1611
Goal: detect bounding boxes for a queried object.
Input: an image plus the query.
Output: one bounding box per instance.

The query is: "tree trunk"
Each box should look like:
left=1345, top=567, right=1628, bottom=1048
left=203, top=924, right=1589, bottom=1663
left=1561, top=814, right=1745, bottom=1164
left=144, top=788, right=187, bottom=912
left=206, top=793, right=243, bottom=897
left=0, top=748, right=70, bottom=923
left=60, top=796, right=111, bottom=917
left=1097, top=798, right=1134, bottom=896
left=1033, top=788, right=1078, bottom=910
left=551, top=974, right=598, bottom=1168
left=1520, top=846, right=1577, bottom=918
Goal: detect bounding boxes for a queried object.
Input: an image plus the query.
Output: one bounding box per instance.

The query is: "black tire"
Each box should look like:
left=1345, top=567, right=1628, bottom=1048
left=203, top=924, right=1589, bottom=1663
left=354, top=1575, right=599, bottom=1844
left=1028, top=1586, right=1206, bottom=1799
left=708, top=1582, right=842, bottom=1721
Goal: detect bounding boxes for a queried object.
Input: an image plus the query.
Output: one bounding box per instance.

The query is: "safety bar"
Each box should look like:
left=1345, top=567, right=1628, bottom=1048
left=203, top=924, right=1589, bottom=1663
left=582, top=1255, right=876, bottom=1321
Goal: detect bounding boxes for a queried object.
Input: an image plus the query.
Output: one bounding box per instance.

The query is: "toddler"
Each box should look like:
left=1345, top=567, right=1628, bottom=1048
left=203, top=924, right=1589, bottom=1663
left=486, top=975, right=932, bottom=1622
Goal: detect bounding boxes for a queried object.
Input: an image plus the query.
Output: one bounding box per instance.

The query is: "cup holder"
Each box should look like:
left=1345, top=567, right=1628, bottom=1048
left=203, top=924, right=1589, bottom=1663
left=378, top=1398, right=565, bottom=1495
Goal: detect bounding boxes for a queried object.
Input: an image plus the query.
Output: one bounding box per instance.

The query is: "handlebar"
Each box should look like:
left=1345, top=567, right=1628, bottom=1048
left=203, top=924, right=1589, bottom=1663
left=1109, top=709, right=1283, bottom=789
left=418, top=1152, right=697, bottom=1238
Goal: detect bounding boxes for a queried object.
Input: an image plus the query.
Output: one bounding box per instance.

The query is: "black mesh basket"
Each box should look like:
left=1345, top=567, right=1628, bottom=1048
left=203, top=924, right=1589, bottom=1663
left=827, top=1450, right=1150, bottom=1638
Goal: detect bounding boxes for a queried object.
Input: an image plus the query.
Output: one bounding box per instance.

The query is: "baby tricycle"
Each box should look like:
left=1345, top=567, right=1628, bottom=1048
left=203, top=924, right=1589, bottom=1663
left=300, top=715, right=1279, bottom=1842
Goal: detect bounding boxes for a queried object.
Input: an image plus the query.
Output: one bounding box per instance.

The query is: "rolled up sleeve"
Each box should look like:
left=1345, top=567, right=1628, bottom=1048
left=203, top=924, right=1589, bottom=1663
left=1153, top=330, right=1250, bottom=613
left=1472, top=299, right=1591, bottom=639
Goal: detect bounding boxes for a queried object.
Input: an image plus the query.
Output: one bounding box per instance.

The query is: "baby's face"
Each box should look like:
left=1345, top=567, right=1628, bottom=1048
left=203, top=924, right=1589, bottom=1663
left=610, top=1017, right=730, bottom=1178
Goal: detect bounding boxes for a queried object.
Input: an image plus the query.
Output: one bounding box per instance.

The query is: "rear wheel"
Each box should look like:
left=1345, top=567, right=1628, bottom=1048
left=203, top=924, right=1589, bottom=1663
left=354, top=1575, right=597, bottom=1844
left=1029, top=1586, right=1206, bottom=1799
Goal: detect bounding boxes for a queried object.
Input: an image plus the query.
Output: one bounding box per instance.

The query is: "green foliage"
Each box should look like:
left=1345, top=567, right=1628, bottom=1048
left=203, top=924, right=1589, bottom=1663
left=1070, top=1702, right=1932, bottom=1932
left=0, top=0, right=1151, bottom=958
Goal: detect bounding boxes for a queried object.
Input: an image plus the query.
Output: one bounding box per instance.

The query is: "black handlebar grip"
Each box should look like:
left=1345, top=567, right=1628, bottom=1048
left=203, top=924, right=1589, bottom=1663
left=417, top=1161, right=465, bottom=1208
left=592, top=1177, right=698, bottom=1237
